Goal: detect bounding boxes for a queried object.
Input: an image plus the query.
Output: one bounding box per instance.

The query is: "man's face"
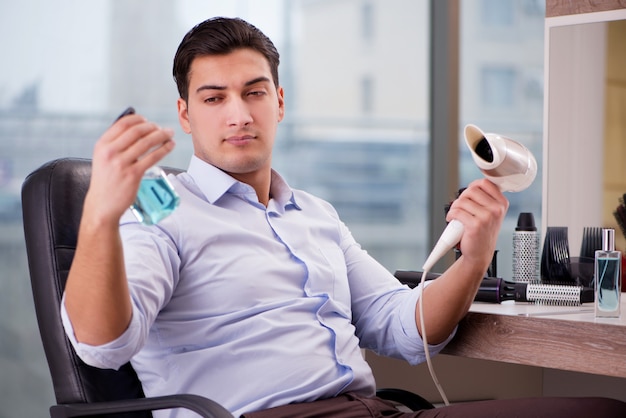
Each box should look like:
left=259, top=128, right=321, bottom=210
left=177, top=48, right=285, bottom=180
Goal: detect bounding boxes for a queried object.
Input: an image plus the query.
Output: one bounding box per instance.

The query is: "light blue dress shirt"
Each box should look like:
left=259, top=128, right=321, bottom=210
left=61, top=156, right=454, bottom=417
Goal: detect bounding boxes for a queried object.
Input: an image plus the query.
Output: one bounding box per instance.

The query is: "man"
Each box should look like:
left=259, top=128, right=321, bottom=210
left=62, top=17, right=626, bottom=417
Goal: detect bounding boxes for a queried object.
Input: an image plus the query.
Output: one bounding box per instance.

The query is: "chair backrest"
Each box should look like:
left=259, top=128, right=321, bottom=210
left=21, top=158, right=182, bottom=413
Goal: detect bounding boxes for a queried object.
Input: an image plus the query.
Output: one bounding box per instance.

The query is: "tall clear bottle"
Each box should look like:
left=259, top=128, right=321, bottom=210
left=595, top=228, right=621, bottom=318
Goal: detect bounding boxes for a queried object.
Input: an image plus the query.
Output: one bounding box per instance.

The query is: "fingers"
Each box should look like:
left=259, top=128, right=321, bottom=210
left=444, top=179, right=509, bottom=269
left=123, top=125, right=175, bottom=169
left=445, top=179, right=509, bottom=227
left=101, top=113, right=146, bottom=144
left=95, top=114, right=175, bottom=172
left=107, top=114, right=174, bottom=156
left=88, top=113, right=176, bottom=219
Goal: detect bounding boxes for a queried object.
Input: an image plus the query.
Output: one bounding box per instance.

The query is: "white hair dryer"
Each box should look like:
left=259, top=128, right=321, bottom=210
left=422, top=124, right=538, bottom=271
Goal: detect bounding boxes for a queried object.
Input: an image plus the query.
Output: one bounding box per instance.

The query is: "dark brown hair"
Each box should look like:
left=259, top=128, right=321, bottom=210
left=173, top=17, right=280, bottom=101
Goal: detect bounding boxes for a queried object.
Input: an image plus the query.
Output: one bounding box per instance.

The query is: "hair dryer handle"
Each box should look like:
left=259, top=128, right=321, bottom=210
left=422, top=219, right=465, bottom=271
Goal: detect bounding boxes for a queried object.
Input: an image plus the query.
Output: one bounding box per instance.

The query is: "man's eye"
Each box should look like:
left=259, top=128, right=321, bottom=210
left=204, top=97, right=220, bottom=103
left=248, top=90, right=265, bottom=97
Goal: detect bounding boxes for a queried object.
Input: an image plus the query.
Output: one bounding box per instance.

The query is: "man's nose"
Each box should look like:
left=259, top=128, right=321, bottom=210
left=226, top=98, right=253, bottom=127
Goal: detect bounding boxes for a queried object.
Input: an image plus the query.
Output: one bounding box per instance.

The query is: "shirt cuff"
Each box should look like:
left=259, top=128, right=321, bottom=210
left=60, top=293, right=141, bottom=370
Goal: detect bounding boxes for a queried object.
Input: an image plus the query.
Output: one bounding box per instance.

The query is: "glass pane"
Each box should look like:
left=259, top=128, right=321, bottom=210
left=278, top=0, right=430, bottom=271
left=459, top=0, right=545, bottom=280
left=1, top=0, right=430, bottom=414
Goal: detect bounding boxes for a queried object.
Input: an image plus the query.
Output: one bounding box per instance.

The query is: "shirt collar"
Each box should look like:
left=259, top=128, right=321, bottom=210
left=186, top=155, right=300, bottom=211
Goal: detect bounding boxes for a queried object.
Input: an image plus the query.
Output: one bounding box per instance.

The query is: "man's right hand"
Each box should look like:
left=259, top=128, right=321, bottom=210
left=84, top=112, right=175, bottom=227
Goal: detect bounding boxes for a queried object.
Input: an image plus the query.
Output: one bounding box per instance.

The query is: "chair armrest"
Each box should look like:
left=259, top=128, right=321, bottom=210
left=50, top=394, right=234, bottom=418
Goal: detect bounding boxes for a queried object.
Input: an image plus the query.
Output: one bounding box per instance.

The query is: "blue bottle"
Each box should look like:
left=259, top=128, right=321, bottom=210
left=595, top=228, right=621, bottom=318
left=113, top=107, right=180, bottom=225
left=130, top=166, right=180, bottom=225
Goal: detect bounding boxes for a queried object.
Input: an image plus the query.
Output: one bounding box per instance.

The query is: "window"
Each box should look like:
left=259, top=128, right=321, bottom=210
left=460, top=0, right=544, bottom=280
left=481, top=0, right=515, bottom=26
left=361, top=1, right=375, bottom=42
left=1, top=1, right=544, bottom=415
left=361, top=76, right=374, bottom=113
left=481, top=66, right=517, bottom=108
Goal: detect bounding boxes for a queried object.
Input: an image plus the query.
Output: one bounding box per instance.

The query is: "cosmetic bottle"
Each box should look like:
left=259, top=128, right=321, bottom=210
left=130, top=166, right=180, bottom=225
left=594, top=228, right=621, bottom=318
left=114, top=107, right=180, bottom=225
left=512, top=212, right=540, bottom=283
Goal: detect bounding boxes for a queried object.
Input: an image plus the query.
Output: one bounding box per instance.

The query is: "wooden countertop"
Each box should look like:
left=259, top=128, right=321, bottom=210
left=442, top=300, right=626, bottom=378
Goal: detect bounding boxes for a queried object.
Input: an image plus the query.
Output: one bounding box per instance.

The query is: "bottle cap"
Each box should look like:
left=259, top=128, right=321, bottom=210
left=516, top=212, right=536, bottom=231
left=602, top=228, right=616, bottom=252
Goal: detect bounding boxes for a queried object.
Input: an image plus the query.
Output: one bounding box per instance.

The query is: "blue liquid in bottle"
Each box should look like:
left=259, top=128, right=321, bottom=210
left=130, top=167, right=180, bottom=225
left=596, top=256, right=620, bottom=314
left=594, top=228, right=621, bottom=318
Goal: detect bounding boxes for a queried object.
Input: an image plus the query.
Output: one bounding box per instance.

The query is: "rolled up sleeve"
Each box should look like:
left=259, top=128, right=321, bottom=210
left=395, top=281, right=457, bottom=365
left=60, top=294, right=144, bottom=370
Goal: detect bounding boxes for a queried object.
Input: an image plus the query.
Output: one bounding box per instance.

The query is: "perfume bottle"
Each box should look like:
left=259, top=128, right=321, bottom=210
left=594, top=228, right=621, bottom=318
left=130, top=166, right=180, bottom=226
left=113, top=107, right=180, bottom=225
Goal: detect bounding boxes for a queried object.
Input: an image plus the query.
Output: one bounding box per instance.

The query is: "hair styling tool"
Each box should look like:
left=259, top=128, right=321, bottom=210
left=422, top=124, right=538, bottom=271
left=540, top=226, right=572, bottom=283
left=512, top=212, right=540, bottom=283
left=417, top=124, right=537, bottom=406
left=580, top=227, right=603, bottom=259
left=519, top=282, right=594, bottom=306
left=395, top=271, right=593, bottom=306
left=474, top=277, right=594, bottom=306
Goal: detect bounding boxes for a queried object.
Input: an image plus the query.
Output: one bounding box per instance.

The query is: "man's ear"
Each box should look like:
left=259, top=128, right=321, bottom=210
left=177, top=98, right=191, bottom=134
left=277, top=86, right=285, bottom=122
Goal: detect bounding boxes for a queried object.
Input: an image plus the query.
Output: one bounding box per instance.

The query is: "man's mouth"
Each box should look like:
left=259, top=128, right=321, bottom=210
left=224, top=135, right=255, bottom=146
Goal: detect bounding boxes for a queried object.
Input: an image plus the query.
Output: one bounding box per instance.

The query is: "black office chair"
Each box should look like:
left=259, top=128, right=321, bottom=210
left=21, top=157, right=434, bottom=417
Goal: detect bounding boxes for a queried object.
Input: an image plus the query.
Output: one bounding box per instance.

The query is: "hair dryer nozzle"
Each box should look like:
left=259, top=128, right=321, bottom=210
left=464, top=124, right=537, bottom=193
left=423, top=219, right=464, bottom=271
